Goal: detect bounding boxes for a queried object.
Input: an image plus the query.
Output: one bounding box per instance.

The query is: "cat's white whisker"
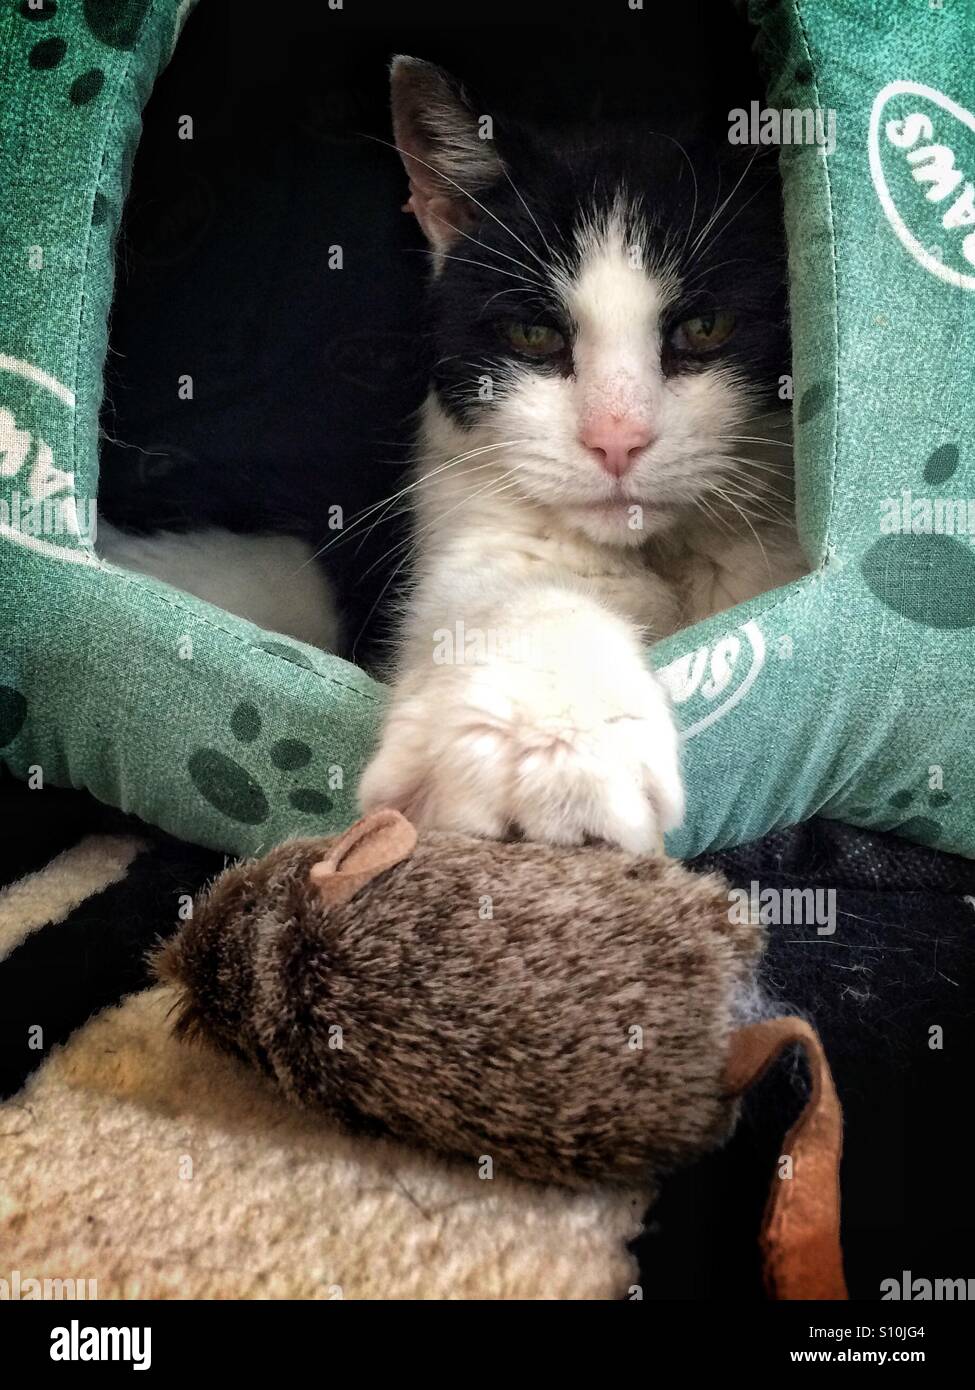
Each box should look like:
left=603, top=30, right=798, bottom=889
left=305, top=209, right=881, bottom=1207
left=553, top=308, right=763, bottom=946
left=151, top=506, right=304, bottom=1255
left=722, top=461, right=793, bottom=488
left=358, top=440, right=530, bottom=537
left=356, top=453, right=530, bottom=554
left=709, top=485, right=774, bottom=574
left=366, top=133, right=550, bottom=270
left=693, top=492, right=734, bottom=533
left=677, top=256, right=750, bottom=295
left=360, top=461, right=525, bottom=581
left=746, top=406, right=797, bottom=421
left=431, top=253, right=540, bottom=284
left=721, top=461, right=793, bottom=481
left=718, top=484, right=795, bottom=519
left=433, top=214, right=546, bottom=283
left=720, top=434, right=794, bottom=448
left=651, top=131, right=700, bottom=258
left=481, top=285, right=548, bottom=312
left=286, top=440, right=530, bottom=576
left=501, top=163, right=554, bottom=258
left=686, top=147, right=762, bottom=263
left=690, top=168, right=779, bottom=268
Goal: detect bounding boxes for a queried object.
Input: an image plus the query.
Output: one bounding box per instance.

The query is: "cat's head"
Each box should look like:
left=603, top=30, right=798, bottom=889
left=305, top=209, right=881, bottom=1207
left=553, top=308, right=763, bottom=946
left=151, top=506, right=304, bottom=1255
left=391, top=56, right=790, bottom=547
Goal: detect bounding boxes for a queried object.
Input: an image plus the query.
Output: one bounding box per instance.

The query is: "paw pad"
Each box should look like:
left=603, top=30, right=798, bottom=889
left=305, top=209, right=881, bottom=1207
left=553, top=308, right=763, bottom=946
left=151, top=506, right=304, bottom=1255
left=188, top=701, right=332, bottom=826
left=861, top=442, right=975, bottom=629
left=0, top=685, right=28, bottom=748
left=849, top=786, right=952, bottom=845
left=797, top=380, right=831, bottom=425
left=257, top=640, right=317, bottom=670
left=19, top=0, right=152, bottom=109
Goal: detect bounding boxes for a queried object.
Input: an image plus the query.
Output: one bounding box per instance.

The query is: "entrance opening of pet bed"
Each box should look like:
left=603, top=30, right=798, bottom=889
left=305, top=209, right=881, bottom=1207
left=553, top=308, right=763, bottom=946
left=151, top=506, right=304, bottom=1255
left=94, top=0, right=799, bottom=673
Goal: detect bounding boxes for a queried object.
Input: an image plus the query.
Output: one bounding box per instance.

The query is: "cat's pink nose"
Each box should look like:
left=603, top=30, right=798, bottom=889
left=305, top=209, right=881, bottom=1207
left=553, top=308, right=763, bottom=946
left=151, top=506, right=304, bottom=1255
left=580, top=416, right=653, bottom=478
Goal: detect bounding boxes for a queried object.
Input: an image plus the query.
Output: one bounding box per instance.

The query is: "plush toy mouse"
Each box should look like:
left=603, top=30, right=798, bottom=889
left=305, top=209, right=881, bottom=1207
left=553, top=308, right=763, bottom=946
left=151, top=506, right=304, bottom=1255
left=156, top=809, right=846, bottom=1298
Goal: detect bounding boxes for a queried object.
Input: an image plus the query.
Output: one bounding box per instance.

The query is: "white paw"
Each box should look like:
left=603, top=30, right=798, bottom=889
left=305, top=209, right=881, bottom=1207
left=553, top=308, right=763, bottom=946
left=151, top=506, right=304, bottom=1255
left=358, top=652, right=684, bottom=854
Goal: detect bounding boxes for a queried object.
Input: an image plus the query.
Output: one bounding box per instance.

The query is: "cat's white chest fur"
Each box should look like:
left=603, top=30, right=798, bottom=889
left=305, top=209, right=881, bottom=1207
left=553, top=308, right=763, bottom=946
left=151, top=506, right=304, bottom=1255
left=408, top=397, right=680, bottom=635
left=408, top=397, right=801, bottom=642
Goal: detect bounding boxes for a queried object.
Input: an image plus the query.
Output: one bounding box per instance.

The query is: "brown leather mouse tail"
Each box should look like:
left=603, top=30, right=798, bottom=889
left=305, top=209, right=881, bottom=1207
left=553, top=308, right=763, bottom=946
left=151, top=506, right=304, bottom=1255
left=725, top=1017, right=847, bottom=1300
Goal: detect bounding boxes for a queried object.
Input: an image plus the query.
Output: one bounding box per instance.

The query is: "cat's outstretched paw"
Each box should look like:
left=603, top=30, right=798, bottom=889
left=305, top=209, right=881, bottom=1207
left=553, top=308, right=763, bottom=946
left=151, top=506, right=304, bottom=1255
left=358, top=657, right=684, bottom=854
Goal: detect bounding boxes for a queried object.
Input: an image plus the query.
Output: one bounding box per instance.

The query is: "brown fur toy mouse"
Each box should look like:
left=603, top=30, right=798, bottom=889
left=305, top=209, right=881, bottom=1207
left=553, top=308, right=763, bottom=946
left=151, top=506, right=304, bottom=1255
left=156, top=809, right=847, bottom=1298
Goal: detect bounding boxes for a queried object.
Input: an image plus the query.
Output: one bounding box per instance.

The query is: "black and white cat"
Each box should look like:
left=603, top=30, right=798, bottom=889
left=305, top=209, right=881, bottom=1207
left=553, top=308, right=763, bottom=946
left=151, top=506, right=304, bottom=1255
left=357, top=57, right=804, bottom=851
left=100, top=53, right=803, bottom=852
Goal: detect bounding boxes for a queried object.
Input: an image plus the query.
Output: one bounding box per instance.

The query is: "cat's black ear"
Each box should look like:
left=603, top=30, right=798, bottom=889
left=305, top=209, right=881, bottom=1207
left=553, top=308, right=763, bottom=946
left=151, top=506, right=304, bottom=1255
left=390, top=56, right=501, bottom=251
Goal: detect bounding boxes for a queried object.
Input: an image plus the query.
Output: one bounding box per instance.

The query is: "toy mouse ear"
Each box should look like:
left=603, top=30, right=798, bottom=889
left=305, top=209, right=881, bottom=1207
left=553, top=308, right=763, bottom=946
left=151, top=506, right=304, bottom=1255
left=724, top=1017, right=847, bottom=1300
left=308, top=808, right=418, bottom=909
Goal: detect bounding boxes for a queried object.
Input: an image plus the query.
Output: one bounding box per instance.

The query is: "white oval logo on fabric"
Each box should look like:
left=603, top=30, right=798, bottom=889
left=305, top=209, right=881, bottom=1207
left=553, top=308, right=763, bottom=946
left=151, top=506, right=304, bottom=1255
left=869, top=80, right=975, bottom=291
left=656, top=619, right=766, bottom=742
left=0, top=354, right=97, bottom=566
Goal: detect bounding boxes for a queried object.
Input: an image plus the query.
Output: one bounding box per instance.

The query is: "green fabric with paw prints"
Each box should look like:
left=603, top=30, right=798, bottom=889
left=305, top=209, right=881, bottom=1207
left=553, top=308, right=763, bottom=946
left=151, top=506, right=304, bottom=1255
left=0, top=0, right=382, bottom=855
left=1, top=0, right=974, bottom=860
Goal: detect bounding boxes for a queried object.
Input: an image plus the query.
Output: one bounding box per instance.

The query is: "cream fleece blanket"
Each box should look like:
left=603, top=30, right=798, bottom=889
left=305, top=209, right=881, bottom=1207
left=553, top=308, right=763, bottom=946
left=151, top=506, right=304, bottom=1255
left=1, top=984, right=648, bottom=1299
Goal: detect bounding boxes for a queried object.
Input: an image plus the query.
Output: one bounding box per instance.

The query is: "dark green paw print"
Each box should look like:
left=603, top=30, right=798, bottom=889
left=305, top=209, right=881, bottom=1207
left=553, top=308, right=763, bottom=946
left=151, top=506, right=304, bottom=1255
left=849, top=786, right=952, bottom=845
left=797, top=379, right=831, bottom=426
left=861, top=442, right=975, bottom=628
left=20, top=0, right=151, bottom=107
left=188, top=701, right=333, bottom=826
left=257, top=640, right=318, bottom=669
left=0, top=685, right=28, bottom=748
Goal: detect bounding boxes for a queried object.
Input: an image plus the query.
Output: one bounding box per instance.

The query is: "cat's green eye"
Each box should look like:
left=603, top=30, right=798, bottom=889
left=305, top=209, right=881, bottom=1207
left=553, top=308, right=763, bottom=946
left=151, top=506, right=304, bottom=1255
left=670, top=310, right=736, bottom=354
left=503, top=322, right=566, bottom=357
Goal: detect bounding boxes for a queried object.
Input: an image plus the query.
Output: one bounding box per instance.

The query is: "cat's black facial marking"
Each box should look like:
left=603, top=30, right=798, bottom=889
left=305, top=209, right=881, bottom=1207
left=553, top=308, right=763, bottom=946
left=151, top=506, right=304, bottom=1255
left=391, top=57, right=792, bottom=546
left=424, top=126, right=789, bottom=429
left=491, top=314, right=573, bottom=377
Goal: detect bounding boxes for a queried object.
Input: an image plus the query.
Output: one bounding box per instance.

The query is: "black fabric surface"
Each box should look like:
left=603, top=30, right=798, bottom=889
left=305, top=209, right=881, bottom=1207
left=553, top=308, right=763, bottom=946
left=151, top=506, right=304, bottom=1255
left=0, top=771, right=223, bottom=1101
left=636, top=820, right=975, bottom=1300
